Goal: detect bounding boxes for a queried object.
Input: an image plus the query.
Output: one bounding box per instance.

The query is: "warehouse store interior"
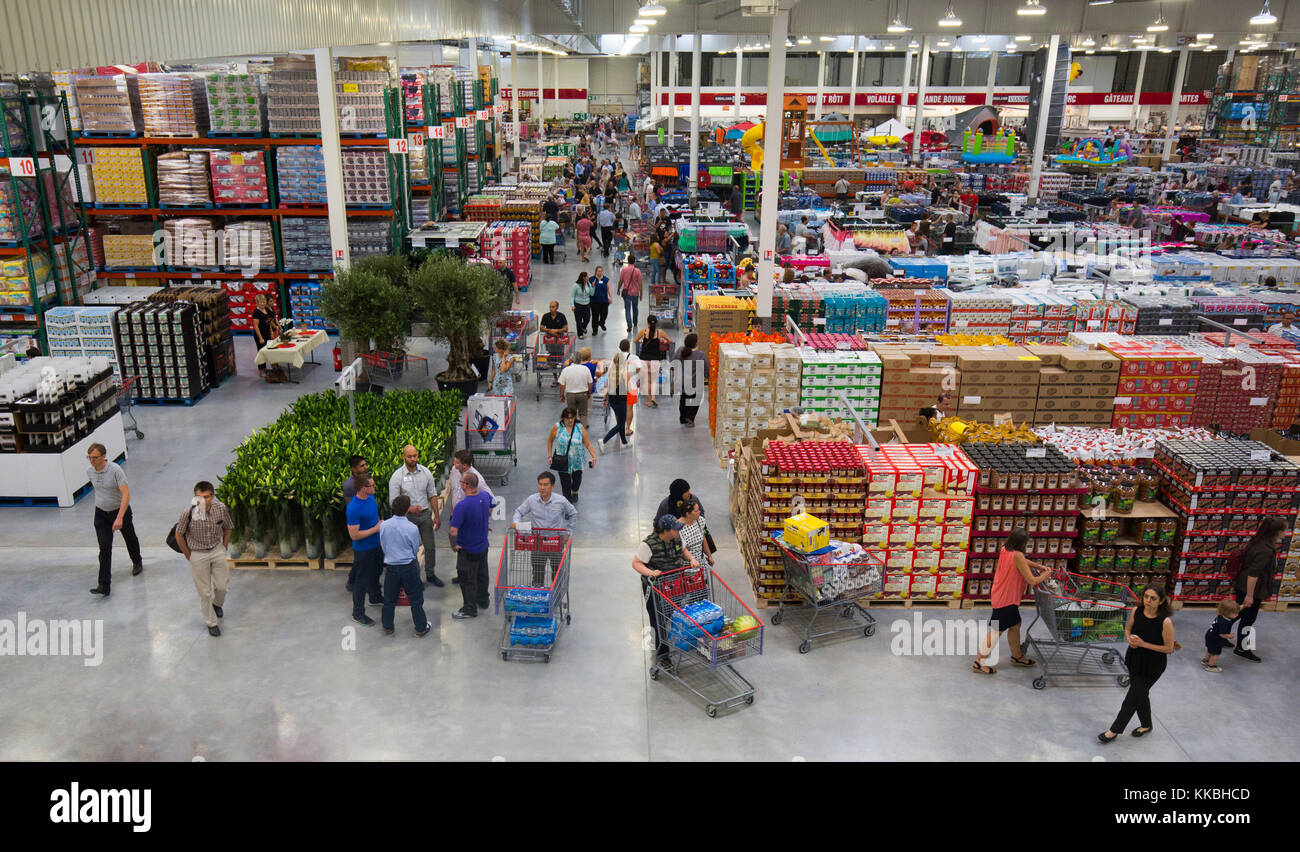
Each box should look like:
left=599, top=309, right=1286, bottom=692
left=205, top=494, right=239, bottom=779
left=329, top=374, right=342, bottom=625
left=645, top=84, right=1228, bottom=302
left=3, top=0, right=1300, bottom=765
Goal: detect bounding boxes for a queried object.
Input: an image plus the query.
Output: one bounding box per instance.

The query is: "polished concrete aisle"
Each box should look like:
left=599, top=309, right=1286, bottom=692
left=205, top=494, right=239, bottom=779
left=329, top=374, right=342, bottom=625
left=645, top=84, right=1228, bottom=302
left=3, top=176, right=1299, bottom=761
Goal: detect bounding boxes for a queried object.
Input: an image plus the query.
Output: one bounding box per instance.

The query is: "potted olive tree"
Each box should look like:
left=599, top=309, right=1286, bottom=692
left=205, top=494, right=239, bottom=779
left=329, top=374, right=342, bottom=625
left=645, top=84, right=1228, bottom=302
left=320, top=257, right=413, bottom=371
left=410, top=254, right=510, bottom=404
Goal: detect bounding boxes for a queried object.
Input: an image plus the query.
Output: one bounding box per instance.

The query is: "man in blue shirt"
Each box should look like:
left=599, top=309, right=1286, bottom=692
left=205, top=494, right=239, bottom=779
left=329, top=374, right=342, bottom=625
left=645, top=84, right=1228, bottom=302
left=345, top=475, right=383, bottom=625
left=379, top=494, right=431, bottom=637
left=450, top=472, right=495, bottom=620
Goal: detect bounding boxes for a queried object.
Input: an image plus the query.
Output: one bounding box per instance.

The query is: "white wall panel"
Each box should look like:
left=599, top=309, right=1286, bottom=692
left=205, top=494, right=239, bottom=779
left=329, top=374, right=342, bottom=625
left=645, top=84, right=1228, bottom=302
left=0, top=0, right=528, bottom=72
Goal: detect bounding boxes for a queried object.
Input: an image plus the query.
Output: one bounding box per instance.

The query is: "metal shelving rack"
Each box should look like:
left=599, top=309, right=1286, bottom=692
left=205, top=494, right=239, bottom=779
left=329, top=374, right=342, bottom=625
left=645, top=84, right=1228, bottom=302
left=1206, top=57, right=1300, bottom=148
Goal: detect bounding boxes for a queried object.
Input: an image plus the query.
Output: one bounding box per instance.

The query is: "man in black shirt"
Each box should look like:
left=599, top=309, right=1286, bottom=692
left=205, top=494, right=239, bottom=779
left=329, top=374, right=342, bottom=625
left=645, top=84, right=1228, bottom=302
left=540, top=301, right=569, bottom=333
left=497, top=264, right=519, bottom=305
left=543, top=194, right=560, bottom=222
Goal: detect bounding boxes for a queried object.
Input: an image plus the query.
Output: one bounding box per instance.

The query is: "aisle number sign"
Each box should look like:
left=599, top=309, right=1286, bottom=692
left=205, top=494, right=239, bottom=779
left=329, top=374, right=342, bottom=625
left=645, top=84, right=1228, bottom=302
left=425, top=125, right=446, bottom=139
left=477, top=109, right=491, bottom=122
left=3, top=157, right=36, bottom=177
left=388, top=138, right=409, bottom=155
left=455, top=116, right=473, bottom=129
left=494, top=104, right=506, bottom=116
left=409, top=132, right=426, bottom=150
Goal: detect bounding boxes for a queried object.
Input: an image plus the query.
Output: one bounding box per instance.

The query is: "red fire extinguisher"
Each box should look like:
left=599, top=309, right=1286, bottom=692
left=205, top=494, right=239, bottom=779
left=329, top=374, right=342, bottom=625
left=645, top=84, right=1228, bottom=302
left=333, top=346, right=342, bottom=372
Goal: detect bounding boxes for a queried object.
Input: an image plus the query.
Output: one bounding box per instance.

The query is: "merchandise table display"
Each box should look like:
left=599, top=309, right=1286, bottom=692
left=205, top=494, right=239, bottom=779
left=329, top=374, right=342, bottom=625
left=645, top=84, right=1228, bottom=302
left=253, top=327, right=328, bottom=370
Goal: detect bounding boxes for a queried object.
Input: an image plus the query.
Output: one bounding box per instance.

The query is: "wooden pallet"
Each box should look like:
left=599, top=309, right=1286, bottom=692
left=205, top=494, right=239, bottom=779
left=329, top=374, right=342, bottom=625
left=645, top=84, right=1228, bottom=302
left=322, top=550, right=354, bottom=572
left=864, top=598, right=964, bottom=609
left=1263, top=600, right=1298, bottom=612
left=229, top=548, right=315, bottom=571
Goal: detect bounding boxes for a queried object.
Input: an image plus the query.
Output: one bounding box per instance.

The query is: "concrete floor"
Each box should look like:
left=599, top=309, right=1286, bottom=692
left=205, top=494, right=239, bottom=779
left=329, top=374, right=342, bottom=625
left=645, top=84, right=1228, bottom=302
left=3, top=160, right=1299, bottom=761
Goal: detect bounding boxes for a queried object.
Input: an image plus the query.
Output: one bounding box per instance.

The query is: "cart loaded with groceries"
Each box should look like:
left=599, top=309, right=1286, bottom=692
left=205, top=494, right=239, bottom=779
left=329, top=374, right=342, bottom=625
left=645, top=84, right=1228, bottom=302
left=533, top=330, right=574, bottom=401
left=494, top=528, right=572, bottom=663
left=1024, top=567, right=1136, bottom=689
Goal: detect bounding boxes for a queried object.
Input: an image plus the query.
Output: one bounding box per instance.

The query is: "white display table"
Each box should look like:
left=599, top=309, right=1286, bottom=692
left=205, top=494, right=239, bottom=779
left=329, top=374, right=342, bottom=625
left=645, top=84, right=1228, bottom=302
left=0, top=413, right=129, bottom=507
left=254, top=329, right=329, bottom=370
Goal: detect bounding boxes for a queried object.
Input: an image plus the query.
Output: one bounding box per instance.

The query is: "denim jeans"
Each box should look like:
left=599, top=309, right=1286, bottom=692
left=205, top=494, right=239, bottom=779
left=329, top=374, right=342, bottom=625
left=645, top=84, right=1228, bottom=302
left=648, top=259, right=660, bottom=286
left=623, top=295, right=639, bottom=329
left=382, top=561, right=428, bottom=632
left=350, top=547, right=383, bottom=618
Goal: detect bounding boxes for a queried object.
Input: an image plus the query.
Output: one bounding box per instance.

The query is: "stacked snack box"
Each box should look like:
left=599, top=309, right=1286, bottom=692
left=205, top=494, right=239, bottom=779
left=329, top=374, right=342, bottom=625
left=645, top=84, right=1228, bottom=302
left=267, top=56, right=321, bottom=135
left=1271, top=354, right=1300, bottom=429
left=1155, top=439, right=1299, bottom=604
left=209, top=150, right=269, bottom=205
left=155, top=151, right=211, bottom=207
left=799, top=349, right=882, bottom=424
left=824, top=290, right=888, bottom=333
left=964, top=443, right=1082, bottom=602
left=275, top=146, right=327, bottom=204
left=288, top=280, right=331, bottom=330
left=871, top=344, right=949, bottom=425
left=501, top=199, right=541, bottom=257
left=694, top=294, right=754, bottom=357
left=946, top=291, right=1012, bottom=336
left=949, top=348, right=1042, bottom=424
left=860, top=444, right=977, bottom=601
left=341, top=149, right=390, bottom=206
left=1007, top=292, right=1076, bottom=344
left=1071, top=299, right=1137, bottom=336
left=222, top=279, right=279, bottom=334
left=137, top=73, right=207, bottom=136
left=334, top=71, right=387, bottom=135
left=89, top=147, right=149, bottom=204
left=713, top=342, right=802, bottom=455
left=873, top=284, right=950, bottom=334
left=101, top=234, right=156, bottom=268
left=73, top=75, right=140, bottom=135
left=479, top=221, right=532, bottom=291
left=1026, top=345, right=1120, bottom=427
left=1102, top=339, right=1202, bottom=429
left=203, top=72, right=265, bottom=135
left=464, top=194, right=505, bottom=222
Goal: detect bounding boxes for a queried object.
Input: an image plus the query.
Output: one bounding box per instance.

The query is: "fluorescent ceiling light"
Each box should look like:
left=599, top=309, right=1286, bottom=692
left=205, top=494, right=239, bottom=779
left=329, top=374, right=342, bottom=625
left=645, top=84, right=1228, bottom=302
left=1250, top=2, right=1278, bottom=26
left=887, top=15, right=912, bottom=33
left=1088, top=0, right=1114, bottom=5
left=1081, top=36, right=1096, bottom=47
left=939, top=4, right=962, bottom=27
left=638, top=3, right=667, bottom=16
left=1147, top=10, right=1169, bottom=32
left=1158, top=47, right=1172, bottom=53
left=1018, top=1, right=1047, bottom=16
left=1015, top=35, right=1032, bottom=41
left=937, top=40, right=952, bottom=47
left=798, top=36, right=811, bottom=44
left=633, top=18, right=655, bottom=27
left=1085, top=49, right=1095, bottom=54
left=629, top=24, right=648, bottom=34
left=1205, top=44, right=1218, bottom=50
left=820, top=36, right=836, bottom=42
left=1197, top=33, right=1214, bottom=40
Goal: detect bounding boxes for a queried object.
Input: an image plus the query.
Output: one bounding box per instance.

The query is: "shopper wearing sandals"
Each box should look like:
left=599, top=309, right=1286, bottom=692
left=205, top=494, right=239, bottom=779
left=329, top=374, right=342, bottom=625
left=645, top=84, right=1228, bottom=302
left=1202, top=598, right=1241, bottom=673
left=1099, top=585, right=1176, bottom=744
left=972, top=528, right=1052, bottom=675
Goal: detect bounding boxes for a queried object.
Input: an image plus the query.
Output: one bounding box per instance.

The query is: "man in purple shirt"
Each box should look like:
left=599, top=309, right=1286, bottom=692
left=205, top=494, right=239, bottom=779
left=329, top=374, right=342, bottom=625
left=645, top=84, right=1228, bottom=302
left=449, top=472, right=495, bottom=620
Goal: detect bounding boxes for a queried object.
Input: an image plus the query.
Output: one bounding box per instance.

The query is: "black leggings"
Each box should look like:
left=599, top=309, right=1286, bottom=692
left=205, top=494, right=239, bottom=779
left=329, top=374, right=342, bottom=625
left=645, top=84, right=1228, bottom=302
left=605, top=394, right=628, bottom=444
left=574, top=304, right=591, bottom=336
left=1234, top=591, right=1262, bottom=644
left=558, top=469, right=583, bottom=501
left=679, top=395, right=700, bottom=424
left=542, top=244, right=555, bottom=264
left=590, top=302, right=609, bottom=331
left=1109, top=672, right=1162, bottom=733
left=645, top=581, right=669, bottom=661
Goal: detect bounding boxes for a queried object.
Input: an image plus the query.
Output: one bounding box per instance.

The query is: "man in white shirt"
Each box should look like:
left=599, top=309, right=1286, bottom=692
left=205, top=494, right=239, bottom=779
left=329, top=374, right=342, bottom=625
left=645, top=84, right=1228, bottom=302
left=1269, top=178, right=1284, bottom=204
left=447, top=449, right=497, bottom=518
left=1268, top=311, right=1296, bottom=336
left=559, top=358, right=594, bottom=428
left=833, top=176, right=850, bottom=202
left=597, top=206, right=617, bottom=257
left=388, top=445, right=445, bottom=587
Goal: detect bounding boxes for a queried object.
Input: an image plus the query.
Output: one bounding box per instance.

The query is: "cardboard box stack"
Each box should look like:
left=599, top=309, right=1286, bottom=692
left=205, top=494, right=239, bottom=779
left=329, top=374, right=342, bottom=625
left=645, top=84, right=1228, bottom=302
left=267, top=56, right=321, bottom=135
left=1008, top=293, right=1075, bottom=343
left=714, top=342, right=802, bottom=456
left=951, top=349, right=1042, bottom=423
left=209, top=150, right=269, bottom=205
left=947, top=291, right=1012, bottom=336
left=137, top=73, right=208, bottom=136
left=73, top=75, right=140, bottom=135
left=155, top=151, right=211, bottom=207
left=874, top=285, right=950, bottom=334
left=276, top=146, right=327, bottom=204
left=1071, top=299, right=1137, bottom=335
left=694, top=294, right=754, bottom=356
left=799, top=349, right=882, bottom=423
left=89, top=147, right=149, bottom=205
left=860, top=444, right=977, bottom=601
left=1272, top=354, right=1300, bottom=429
left=1026, top=345, right=1119, bottom=426
left=479, top=221, right=532, bottom=290
left=872, top=344, right=950, bottom=426
left=203, top=72, right=265, bottom=135
left=1102, top=339, right=1202, bottom=429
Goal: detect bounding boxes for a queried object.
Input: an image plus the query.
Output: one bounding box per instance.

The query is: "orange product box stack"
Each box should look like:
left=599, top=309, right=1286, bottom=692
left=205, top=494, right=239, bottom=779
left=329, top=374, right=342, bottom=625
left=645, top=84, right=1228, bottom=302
left=1102, top=339, right=1201, bottom=429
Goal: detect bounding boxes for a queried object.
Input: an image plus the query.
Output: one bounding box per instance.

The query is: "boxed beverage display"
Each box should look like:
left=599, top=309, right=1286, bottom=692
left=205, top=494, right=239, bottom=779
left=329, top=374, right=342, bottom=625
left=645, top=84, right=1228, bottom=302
left=276, top=146, right=328, bottom=204
left=222, top=279, right=279, bottom=333
left=341, top=149, right=390, bottom=206
left=1154, top=439, right=1299, bottom=602
left=347, top=218, right=389, bottom=259
left=267, top=56, right=320, bottom=135
left=1102, top=339, right=1202, bottom=429
left=203, top=72, right=265, bottom=134
left=155, top=151, right=211, bottom=207
left=799, top=349, right=882, bottom=423
left=146, top=286, right=236, bottom=386
left=1026, top=345, right=1119, bottom=426
left=73, top=75, right=140, bottom=135
left=114, top=301, right=211, bottom=402
left=209, top=150, right=269, bottom=205
left=280, top=217, right=331, bottom=271
left=43, top=306, right=124, bottom=383
left=334, top=71, right=387, bottom=135
left=137, top=73, right=208, bottom=136
left=946, top=291, right=1012, bottom=336
left=478, top=221, right=532, bottom=291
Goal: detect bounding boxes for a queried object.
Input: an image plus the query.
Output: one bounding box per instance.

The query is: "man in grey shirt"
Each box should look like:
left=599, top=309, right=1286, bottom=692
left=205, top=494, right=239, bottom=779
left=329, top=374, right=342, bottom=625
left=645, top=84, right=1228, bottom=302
left=511, top=471, right=577, bottom=532
left=388, top=444, right=444, bottom=587
left=87, top=441, right=142, bottom=596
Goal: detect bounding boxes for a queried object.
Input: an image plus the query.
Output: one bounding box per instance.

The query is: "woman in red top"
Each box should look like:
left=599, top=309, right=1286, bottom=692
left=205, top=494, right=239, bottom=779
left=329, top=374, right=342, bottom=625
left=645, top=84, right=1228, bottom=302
left=973, top=528, right=1052, bottom=674
left=575, top=214, right=594, bottom=262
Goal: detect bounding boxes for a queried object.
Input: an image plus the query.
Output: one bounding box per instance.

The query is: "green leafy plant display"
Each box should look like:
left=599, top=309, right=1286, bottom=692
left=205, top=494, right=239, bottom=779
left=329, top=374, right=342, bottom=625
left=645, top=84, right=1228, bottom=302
left=410, top=254, right=510, bottom=383
left=320, top=257, right=413, bottom=353
left=216, top=390, right=462, bottom=560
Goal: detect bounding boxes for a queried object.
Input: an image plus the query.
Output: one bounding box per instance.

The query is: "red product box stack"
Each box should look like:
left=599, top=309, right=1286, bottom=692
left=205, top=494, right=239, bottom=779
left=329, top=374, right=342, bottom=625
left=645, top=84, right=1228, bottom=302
left=479, top=220, right=532, bottom=292
left=209, top=151, right=269, bottom=206
left=1273, top=354, right=1300, bottom=429
left=790, top=332, right=865, bottom=350
left=1072, top=300, right=1137, bottom=335
left=222, top=279, right=279, bottom=332
left=1218, top=347, right=1284, bottom=434
left=1103, top=339, right=1201, bottom=429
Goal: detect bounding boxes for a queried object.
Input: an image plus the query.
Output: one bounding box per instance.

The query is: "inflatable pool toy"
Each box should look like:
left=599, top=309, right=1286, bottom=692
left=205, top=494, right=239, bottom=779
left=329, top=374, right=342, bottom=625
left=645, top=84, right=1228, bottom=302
left=809, top=130, right=833, bottom=164
left=961, top=128, right=1016, bottom=164
left=866, top=134, right=902, bottom=147
left=1053, top=137, right=1131, bottom=167
left=741, top=122, right=765, bottom=171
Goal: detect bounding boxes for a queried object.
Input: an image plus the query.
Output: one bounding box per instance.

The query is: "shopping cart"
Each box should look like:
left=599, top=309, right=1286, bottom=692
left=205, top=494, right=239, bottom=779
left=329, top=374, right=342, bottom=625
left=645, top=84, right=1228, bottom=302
left=774, top=539, right=882, bottom=654
left=490, top=310, right=536, bottom=374
left=465, top=396, right=517, bottom=484
left=647, top=565, right=764, bottom=717
left=533, top=331, right=574, bottom=401
left=1023, top=568, right=1137, bottom=689
left=494, top=528, right=572, bottom=663
left=361, top=350, right=430, bottom=390
left=116, top=375, right=144, bottom=440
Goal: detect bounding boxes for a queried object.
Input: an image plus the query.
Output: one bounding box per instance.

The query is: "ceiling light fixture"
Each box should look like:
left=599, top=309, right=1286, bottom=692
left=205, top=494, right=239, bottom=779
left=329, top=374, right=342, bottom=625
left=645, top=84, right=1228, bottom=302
left=1148, top=7, right=1169, bottom=32
left=1088, top=0, right=1114, bottom=5
left=887, top=14, right=912, bottom=34
left=1250, top=2, right=1278, bottom=26
left=820, top=36, right=836, bottom=42
left=1197, top=33, right=1214, bottom=40
left=1081, top=36, right=1096, bottom=47
left=1018, top=1, right=1047, bottom=16
left=1085, top=49, right=1095, bottom=54
left=939, top=3, right=962, bottom=27
left=798, top=35, right=811, bottom=44
left=633, top=18, right=656, bottom=27
left=1015, top=35, right=1032, bottom=41
left=629, top=24, right=649, bottom=34
left=638, top=2, right=667, bottom=17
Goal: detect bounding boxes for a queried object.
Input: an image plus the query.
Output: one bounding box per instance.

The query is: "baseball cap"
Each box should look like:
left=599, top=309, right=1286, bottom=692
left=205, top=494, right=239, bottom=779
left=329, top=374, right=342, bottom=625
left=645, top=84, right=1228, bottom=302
left=655, top=514, right=685, bottom=533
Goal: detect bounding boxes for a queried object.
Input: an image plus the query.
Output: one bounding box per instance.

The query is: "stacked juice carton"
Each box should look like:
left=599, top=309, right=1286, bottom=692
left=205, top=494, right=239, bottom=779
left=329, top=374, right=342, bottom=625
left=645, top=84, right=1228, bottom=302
left=947, top=291, right=1012, bottom=336
left=799, top=349, right=882, bottom=423
left=714, top=342, right=802, bottom=454
left=203, top=72, right=264, bottom=135
left=1101, top=339, right=1203, bottom=429
left=89, top=147, right=149, bottom=204
left=860, top=444, right=977, bottom=601
left=1025, top=345, right=1120, bottom=426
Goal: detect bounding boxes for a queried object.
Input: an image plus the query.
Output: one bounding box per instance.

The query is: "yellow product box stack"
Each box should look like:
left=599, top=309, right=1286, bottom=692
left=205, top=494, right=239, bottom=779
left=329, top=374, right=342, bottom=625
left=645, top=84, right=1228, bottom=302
left=89, top=148, right=149, bottom=205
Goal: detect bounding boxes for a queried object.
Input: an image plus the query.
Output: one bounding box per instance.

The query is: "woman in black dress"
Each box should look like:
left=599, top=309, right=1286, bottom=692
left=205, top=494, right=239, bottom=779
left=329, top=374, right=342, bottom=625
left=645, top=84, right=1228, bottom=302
left=1098, top=585, right=1176, bottom=743
left=252, top=294, right=282, bottom=383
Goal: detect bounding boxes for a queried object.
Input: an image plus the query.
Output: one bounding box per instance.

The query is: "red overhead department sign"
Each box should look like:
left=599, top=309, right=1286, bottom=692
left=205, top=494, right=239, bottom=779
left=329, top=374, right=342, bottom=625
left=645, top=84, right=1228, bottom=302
left=500, top=88, right=588, bottom=100
left=664, top=90, right=1210, bottom=107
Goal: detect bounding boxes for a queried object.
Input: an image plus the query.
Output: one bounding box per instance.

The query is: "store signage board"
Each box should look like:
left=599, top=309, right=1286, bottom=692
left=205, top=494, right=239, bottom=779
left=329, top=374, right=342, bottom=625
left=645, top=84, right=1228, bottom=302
left=343, top=83, right=359, bottom=94
left=456, top=116, right=473, bottom=129
left=4, top=157, right=36, bottom=177
left=388, top=138, right=408, bottom=155
left=1159, top=318, right=1173, bottom=326
left=426, top=125, right=446, bottom=139
left=1026, top=447, right=1047, bottom=458
left=1250, top=397, right=1268, bottom=406
left=76, top=149, right=95, bottom=166
left=1251, top=449, right=1271, bottom=461
left=410, top=132, right=426, bottom=149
